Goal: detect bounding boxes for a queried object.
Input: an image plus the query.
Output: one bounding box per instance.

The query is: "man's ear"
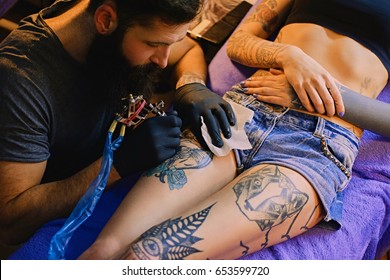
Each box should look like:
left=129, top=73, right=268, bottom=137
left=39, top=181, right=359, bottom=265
left=94, top=3, right=118, bottom=35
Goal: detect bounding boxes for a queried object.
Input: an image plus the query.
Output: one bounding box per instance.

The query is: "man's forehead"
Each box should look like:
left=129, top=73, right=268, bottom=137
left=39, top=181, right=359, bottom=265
left=134, top=20, right=190, bottom=44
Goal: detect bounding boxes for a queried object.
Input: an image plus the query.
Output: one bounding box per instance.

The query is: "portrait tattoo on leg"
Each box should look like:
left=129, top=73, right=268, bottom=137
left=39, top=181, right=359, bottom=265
left=145, top=132, right=213, bottom=190
left=233, top=166, right=309, bottom=249
left=131, top=204, right=214, bottom=260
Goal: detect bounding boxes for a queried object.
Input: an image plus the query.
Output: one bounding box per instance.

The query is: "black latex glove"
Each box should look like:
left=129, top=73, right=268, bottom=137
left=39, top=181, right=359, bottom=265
left=174, top=83, right=236, bottom=149
left=114, top=111, right=182, bottom=178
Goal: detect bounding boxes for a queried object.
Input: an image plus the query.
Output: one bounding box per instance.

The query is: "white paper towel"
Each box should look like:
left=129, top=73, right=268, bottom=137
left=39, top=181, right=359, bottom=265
left=201, top=100, right=254, bottom=156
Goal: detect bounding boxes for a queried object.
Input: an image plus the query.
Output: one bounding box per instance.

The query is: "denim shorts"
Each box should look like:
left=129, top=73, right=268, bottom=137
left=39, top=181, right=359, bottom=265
left=224, top=85, right=360, bottom=229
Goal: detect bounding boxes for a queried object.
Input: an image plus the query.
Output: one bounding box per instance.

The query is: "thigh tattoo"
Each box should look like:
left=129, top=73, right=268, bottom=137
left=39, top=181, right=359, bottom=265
left=233, top=165, right=316, bottom=248
left=144, top=131, right=213, bottom=190
left=132, top=204, right=214, bottom=260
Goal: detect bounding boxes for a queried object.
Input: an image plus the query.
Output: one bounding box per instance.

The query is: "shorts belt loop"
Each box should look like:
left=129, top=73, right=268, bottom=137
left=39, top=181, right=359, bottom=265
left=314, top=116, right=325, bottom=137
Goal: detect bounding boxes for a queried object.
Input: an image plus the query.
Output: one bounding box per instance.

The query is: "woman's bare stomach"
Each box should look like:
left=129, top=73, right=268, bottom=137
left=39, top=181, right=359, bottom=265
left=254, top=23, right=388, bottom=138
left=277, top=23, right=388, bottom=96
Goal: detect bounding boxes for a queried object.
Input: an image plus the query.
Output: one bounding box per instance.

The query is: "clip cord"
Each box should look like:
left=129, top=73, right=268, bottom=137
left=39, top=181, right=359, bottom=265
left=48, top=120, right=125, bottom=260
left=47, top=95, right=165, bottom=259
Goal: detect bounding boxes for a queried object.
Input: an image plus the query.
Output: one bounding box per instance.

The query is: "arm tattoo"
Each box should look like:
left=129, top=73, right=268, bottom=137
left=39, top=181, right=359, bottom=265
left=246, top=0, right=279, bottom=35
left=233, top=165, right=311, bottom=249
left=229, top=31, right=288, bottom=68
left=145, top=131, right=213, bottom=190
left=176, top=72, right=206, bottom=89
left=131, top=204, right=214, bottom=260
left=228, top=0, right=287, bottom=68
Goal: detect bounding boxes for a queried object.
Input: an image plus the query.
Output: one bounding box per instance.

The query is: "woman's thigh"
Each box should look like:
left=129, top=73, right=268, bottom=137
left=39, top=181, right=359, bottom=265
left=96, top=130, right=237, bottom=245
left=127, top=163, right=325, bottom=260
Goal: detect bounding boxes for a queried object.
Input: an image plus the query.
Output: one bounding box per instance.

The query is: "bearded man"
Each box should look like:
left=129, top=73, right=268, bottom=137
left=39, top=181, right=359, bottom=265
left=0, top=0, right=236, bottom=246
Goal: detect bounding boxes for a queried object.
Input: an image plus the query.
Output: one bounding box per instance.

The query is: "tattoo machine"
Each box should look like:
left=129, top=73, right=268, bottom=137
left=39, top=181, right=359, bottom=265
left=48, top=94, right=166, bottom=260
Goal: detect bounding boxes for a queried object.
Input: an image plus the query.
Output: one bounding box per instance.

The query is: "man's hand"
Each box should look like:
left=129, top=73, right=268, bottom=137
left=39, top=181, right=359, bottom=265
left=174, top=83, right=236, bottom=149
left=114, top=111, right=182, bottom=177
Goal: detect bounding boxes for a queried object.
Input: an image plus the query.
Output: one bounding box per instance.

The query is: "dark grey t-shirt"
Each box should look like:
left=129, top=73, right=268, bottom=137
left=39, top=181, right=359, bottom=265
left=0, top=5, right=114, bottom=183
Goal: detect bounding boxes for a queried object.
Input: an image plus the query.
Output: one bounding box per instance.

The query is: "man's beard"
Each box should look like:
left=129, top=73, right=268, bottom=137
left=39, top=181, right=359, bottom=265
left=86, top=29, right=163, bottom=112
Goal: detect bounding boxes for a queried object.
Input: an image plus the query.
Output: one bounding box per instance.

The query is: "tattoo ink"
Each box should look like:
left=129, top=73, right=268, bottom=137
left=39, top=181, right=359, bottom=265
left=240, top=240, right=250, bottom=257
left=291, top=95, right=305, bottom=110
left=247, top=0, right=279, bottom=35
left=300, top=204, right=320, bottom=231
left=145, top=134, right=213, bottom=190
left=233, top=166, right=308, bottom=248
left=132, top=204, right=214, bottom=260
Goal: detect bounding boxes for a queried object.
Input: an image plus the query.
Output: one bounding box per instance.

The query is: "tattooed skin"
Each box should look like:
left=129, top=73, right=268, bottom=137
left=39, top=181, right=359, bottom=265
left=246, top=0, right=279, bottom=35
left=145, top=132, right=213, bottom=190
left=176, top=71, right=206, bottom=89
left=290, top=95, right=305, bottom=110
left=227, top=0, right=289, bottom=69
left=300, top=204, right=320, bottom=231
left=131, top=204, right=214, bottom=260
left=360, top=77, right=372, bottom=94
left=240, top=240, right=250, bottom=257
left=233, top=165, right=310, bottom=248
left=229, top=30, right=286, bottom=68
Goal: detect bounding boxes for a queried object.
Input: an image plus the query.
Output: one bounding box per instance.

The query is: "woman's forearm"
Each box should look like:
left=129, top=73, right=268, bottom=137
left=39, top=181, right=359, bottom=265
left=226, top=30, right=290, bottom=69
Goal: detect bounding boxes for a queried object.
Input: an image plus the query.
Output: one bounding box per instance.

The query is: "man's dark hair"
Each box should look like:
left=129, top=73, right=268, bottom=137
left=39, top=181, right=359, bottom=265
left=88, top=0, right=203, bottom=27
left=85, top=0, right=204, bottom=107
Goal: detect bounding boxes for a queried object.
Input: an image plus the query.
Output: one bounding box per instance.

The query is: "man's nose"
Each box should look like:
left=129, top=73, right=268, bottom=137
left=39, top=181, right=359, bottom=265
left=150, top=46, right=170, bottom=69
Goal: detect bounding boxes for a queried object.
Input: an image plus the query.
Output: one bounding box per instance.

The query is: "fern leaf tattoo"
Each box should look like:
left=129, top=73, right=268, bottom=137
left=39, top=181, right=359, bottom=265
left=132, top=204, right=214, bottom=260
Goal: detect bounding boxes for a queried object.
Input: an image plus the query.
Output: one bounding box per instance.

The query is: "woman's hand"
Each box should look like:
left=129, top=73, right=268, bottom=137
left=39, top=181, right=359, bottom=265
left=241, top=63, right=345, bottom=116
left=279, top=46, right=345, bottom=116
left=240, top=69, right=304, bottom=109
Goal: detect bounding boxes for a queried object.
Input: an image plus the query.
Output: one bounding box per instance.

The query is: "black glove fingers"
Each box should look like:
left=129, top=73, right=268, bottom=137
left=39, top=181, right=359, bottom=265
left=203, top=111, right=223, bottom=147
left=163, top=126, right=182, bottom=142
left=174, top=82, right=240, bottom=149
left=114, top=114, right=182, bottom=177
left=154, top=145, right=178, bottom=164
left=167, top=110, right=178, bottom=116
left=167, top=114, right=182, bottom=129
left=213, top=107, right=232, bottom=139
left=192, top=126, right=209, bottom=151
left=220, top=101, right=236, bottom=126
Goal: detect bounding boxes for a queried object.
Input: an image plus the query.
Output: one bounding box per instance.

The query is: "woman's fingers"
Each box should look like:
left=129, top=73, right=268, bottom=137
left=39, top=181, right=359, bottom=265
left=326, top=82, right=345, bottom=117
left=241, top=72, right=345, bottom=117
